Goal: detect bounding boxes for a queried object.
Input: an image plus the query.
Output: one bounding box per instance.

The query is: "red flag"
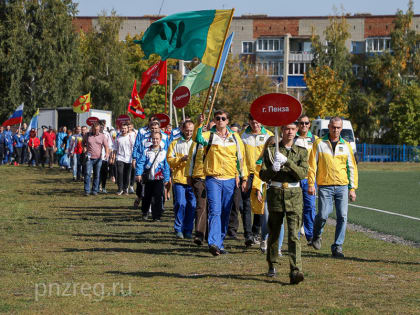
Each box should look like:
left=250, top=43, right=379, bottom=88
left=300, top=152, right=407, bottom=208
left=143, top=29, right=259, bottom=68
left=139, top=60, right=167, bottom=99
left=127, top=80, right=145, bottom=119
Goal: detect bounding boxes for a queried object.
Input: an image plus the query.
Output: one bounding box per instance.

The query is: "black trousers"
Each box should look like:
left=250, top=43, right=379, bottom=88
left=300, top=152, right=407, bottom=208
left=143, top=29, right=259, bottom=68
left=29, top=147, right=40, bottom=166
left=14, top=147, right=23, bottom=164
left=141, top=180, right=164, bottom=220
left=45, top=147, right=54, bottom=167
left=116, top=161, right=131, bottom=192
left=136, top=181, right=144, bottom=199
left=100, top=160, right=109, bottom=189
left=109, top=162, right=116, bottom=179
left=129, top=167, right=135, bottom=186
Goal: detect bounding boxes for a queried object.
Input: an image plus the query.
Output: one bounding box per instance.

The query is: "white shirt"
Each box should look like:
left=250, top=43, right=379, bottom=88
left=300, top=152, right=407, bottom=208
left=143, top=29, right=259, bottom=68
left=100, top=131, right=111, bottom=161
left=116, top=134, right=134, bottom=163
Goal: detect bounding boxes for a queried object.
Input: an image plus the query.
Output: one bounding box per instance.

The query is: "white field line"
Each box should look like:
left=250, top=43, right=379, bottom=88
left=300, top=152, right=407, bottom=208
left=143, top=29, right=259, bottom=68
left=349, top=203, right=420, bottom=221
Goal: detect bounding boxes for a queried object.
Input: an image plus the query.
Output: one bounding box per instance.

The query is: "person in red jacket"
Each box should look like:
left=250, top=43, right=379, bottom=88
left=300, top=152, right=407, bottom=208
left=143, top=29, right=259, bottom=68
left=28, top=129, right=41, bottom=166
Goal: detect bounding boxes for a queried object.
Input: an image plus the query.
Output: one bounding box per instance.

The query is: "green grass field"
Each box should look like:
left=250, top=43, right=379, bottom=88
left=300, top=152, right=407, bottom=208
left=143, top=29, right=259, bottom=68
left=348, top=163, right=420, bottom=242
left=0, top=164, right=419, bottom=314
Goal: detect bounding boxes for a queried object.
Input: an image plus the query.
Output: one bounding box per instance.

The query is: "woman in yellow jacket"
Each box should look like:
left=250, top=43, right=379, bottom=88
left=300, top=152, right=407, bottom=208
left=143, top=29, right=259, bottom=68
left=195, top=110, right=248, bottom=256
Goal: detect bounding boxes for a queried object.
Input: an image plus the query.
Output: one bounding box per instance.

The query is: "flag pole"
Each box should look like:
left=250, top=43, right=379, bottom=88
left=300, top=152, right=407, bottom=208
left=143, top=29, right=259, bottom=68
left=200, top=8, right=235, bottom=117
left=169, top=74, right=173, bottom=125
left=165, top=62, right=168, bottom=114
left=205, top=82, right=221, bottom=126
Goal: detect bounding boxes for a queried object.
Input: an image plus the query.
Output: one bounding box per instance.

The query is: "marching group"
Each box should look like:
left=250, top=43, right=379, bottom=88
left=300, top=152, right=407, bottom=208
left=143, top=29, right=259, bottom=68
left=0, top=110, right=358, bottom=285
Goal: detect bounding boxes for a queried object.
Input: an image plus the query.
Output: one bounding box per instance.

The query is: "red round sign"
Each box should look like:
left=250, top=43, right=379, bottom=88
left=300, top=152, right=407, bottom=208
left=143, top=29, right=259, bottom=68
left=152, top=113, right=170, bottom=128
left=250, top=93, right=302, bottom=126
left=172, top=86, right=191, bottom=109
left=116, top=114, right=131, bottom=127
left=86, top=116, right=99, bottom=126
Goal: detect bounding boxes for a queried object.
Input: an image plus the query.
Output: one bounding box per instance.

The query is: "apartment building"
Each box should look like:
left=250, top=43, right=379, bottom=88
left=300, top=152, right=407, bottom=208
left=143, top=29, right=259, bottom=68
left=73, top=14, right=420, bottom=98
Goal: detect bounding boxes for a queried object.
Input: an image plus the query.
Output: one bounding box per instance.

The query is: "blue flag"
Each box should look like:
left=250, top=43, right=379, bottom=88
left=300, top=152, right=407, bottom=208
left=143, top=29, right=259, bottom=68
left=25, top=109, right=39, bottom=138
left=214, top=32, right=234, bottom=84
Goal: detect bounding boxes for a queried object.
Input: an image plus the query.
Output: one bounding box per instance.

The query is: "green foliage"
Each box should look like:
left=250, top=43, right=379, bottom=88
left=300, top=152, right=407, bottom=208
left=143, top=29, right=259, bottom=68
left=310, top=14, right=353, bottom=84
left=79, top=11, right=132, bottom=119
left=348, top=89, right=382, bottom=142
left=388, top=82, right=420, bottom=146
left=305, top=14, right=353, bottom=118
left=304, top=65, right=349, bottom=118
left=351, top=0, right=420, bottom=143
left=0, top=0, right=82, bottom=122
left=214, top=55, right=274, bottom=124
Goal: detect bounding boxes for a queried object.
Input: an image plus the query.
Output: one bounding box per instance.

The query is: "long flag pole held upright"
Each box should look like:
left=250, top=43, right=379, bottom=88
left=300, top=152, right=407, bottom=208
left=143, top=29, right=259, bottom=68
left=165, top=61, right=168, bottom=114
left=204, top=32, right=234, bottom=126
left=200, top=8, right=235, bottom=117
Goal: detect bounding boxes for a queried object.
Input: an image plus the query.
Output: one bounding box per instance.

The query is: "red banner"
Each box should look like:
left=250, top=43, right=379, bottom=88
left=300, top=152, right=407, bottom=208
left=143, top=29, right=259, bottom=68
left=127, top=80, right=145, bottom=119
left=139, top=60, right=167, bottom=99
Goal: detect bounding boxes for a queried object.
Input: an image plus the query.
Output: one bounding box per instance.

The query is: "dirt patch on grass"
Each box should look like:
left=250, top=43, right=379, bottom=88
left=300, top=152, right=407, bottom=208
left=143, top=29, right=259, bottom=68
left=327, top=218, right=420, bottom=248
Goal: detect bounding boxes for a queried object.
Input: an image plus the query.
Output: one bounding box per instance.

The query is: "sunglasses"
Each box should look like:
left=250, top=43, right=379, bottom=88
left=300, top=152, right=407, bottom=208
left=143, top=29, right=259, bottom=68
left=215, top=116, right=227, bottom=121
left=299, top=122, right=310, bottom=125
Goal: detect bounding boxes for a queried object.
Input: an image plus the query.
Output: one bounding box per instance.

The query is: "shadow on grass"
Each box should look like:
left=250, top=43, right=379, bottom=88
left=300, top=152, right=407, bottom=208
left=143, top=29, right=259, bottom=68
left=62, top=246, right=210, bottom=258
left=61, top=206, right=133, bottom=210
left=302, top=250, right=420, bottom=265
left=105, top=270, right=289, bottom=285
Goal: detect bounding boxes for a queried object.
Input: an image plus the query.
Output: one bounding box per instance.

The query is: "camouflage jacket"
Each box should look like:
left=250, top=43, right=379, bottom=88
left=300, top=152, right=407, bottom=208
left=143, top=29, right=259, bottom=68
left=259, top=140, right=308, bottom=212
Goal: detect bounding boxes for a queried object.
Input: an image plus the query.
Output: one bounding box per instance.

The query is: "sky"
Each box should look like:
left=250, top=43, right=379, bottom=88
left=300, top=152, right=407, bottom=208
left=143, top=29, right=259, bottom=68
left=75, top=0, right=417, bottom=17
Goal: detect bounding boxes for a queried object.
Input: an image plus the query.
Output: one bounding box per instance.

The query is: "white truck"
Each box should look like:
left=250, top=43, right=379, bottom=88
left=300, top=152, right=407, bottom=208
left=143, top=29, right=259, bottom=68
left=37, top=108, right=113, bottom=136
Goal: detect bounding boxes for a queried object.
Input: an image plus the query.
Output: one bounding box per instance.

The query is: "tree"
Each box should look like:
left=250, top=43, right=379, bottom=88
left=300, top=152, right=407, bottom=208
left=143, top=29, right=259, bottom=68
left=304, top=65, right=349, bottom=118
left=388, top=82, right=420, bottom=146
left=0, top=0, right=82, bottom=123
left=213, top=55, right=274, bottom=123
left=353, top=0, right=420, bottom=143
left=311, top=14, right=353, bottom=83
left=304, top=14, right=353, bottom=118
left=80, top=11, right=132, bottom=118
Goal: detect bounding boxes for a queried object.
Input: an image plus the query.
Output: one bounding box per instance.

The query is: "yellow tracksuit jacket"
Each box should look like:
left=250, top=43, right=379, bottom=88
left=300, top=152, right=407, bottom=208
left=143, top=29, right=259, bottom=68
left=194, top=124, right=248, bottom=180
left=241, top=126, right=273, bottom=215
left=308, top=135, right=358, bottom=190
left=241, top=126, right=273, bottom=175
left=167, top=137, right=194, bottom=185
left=294, top=131, right=318, bottom=179
left=185, top=142, right=205, bottom=179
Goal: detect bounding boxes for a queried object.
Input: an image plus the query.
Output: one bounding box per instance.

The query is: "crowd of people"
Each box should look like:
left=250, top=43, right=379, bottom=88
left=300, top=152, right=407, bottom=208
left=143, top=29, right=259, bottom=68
left=0, top=110, right=358, bottom=285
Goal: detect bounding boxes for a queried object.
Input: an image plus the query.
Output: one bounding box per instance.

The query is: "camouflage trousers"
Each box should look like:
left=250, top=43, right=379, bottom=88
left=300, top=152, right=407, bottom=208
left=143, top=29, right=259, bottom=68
left=266, top=187, right=303, bottom=273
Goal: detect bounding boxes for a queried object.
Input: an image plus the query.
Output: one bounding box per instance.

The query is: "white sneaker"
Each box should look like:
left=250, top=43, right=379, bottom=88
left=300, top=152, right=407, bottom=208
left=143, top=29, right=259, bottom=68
left=128, top=186, right=135, bottom=194
left=260, top=240, right=267, bottom=254
left=278, top=249, right=283, bottom=257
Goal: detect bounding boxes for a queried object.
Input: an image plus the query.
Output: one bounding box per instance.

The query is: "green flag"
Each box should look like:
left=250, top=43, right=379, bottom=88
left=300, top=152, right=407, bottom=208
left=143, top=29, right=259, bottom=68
left=136, top=10, right=232, bottom=67
left=176, top=63, right=215, bottom=95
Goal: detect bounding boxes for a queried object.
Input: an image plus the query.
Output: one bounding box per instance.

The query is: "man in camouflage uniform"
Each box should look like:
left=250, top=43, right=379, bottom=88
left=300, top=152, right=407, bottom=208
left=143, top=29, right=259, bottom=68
left=259, top=122, right=308, bottom=284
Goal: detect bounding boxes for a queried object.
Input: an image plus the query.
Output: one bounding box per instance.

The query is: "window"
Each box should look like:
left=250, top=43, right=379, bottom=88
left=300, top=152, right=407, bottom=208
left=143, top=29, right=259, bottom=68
left=351, top=41, right=365, bottom=54
left=242, top=42, right=253, bottom=54
left=256, top=62, right=284, bottom=76
left=256, top=38, right=284, bottom=52
left=288, top=62, right=309, bottom=75
left=366, top=38, right=391, bottom=52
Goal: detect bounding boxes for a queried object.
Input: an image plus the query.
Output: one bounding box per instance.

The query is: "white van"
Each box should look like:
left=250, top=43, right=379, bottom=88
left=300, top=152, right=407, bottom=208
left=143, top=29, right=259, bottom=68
left=310, top=118, right=357, bottom=153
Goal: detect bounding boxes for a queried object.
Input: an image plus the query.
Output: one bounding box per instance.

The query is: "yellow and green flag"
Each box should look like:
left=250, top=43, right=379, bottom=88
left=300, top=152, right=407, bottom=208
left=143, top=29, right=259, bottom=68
left=73, top=92, right=91, bottom=113
left=137, top=9, right=233, bottom=68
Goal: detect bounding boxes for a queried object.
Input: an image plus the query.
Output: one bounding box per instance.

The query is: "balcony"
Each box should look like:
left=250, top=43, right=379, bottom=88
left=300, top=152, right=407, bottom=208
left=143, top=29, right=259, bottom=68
left=288, top=51, right=313, bottom=62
